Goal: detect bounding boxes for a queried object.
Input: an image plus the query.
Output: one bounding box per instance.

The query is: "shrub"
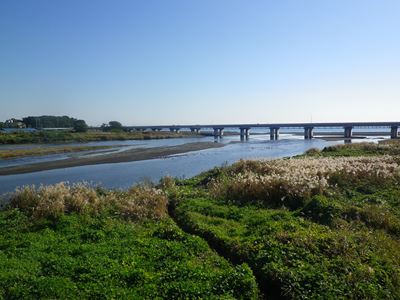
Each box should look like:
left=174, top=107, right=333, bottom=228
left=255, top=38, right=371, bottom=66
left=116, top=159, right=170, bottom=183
left=300, top=195, right=342, bottom=225
left=304, top=147, right=321, bottom=156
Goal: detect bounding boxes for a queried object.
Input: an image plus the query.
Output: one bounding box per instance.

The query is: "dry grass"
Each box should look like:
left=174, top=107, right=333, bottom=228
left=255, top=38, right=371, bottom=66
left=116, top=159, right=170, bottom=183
left=379, top=139, right=400, bottom=145
left=10, top=182, right=168, bottom=221
left=209, top=156, right=400, bottom=208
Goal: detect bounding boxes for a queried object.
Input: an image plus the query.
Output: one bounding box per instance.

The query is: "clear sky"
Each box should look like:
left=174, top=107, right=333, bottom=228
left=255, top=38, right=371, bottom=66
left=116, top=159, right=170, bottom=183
left=1, top=0, right=399, bottom=126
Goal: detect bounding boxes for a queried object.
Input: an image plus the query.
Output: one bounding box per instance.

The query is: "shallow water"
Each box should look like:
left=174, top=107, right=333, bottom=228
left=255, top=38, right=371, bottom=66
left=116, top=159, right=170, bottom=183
left=0, top=133, right=386, bottom=196
left=0, top=136, right=209, bottom=168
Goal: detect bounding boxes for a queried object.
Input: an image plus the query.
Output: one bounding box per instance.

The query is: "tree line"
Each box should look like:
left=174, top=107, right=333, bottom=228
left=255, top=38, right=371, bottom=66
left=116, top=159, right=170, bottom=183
left=1, top=116, right=126, bottom=133
left=22, top=116, right=78, bottom=129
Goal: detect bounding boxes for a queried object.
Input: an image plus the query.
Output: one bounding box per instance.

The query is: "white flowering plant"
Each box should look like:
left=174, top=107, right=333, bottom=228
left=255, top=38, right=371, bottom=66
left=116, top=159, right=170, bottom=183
left=209, top=156, right=400, bottom=208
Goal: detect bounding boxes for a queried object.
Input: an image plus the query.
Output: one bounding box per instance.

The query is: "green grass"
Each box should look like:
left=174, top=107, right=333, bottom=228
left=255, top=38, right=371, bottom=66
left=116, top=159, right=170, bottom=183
left=173, top=196, right=400, bottom=299
left=0, top=209, right=258, bottom=299
left=0, top=183, right=258, bottom=299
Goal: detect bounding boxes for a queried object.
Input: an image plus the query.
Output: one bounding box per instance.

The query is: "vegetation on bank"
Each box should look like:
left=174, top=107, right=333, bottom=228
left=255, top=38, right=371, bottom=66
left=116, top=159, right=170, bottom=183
left=1, top=141, right=400, bottom=299
left=167, top=142, right=400, bottom=299
left=0, top=145, right=116, bottom=159
left=0, top=130, right=200, bottom=144
left=304, top=139, right=400, bottom=157
left=0, top=183, right=258, bottom=299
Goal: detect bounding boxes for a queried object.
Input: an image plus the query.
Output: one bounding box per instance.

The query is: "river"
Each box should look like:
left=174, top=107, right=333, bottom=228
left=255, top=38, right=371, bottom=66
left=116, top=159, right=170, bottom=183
left=0, top=132, right=386, bottom=196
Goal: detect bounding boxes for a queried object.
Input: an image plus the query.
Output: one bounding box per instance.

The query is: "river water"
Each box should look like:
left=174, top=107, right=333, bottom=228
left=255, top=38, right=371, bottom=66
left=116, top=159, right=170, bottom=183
left=0, top=132, right=387, bottom=196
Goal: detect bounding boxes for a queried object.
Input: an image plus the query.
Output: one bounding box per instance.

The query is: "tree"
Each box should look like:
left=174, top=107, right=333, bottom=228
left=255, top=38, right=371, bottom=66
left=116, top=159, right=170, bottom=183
left=0, top=122, right=4, bottom=129
left=101, top=121, right=124, bottom=132
left=73, top=120, right=88, bottom=132
left=108, top=121, right=123, bottom=130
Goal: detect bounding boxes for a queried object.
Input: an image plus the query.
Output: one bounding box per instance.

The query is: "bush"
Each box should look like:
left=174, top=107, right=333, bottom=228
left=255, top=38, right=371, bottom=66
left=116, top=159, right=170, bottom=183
left=300, top=195, right=341, bottom=225
left=304, top=147, right=321, bottom=156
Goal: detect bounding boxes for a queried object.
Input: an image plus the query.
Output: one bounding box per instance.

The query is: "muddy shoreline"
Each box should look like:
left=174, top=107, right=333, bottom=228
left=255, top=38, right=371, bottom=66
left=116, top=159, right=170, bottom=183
left=0, top=142, right=224, bottom=176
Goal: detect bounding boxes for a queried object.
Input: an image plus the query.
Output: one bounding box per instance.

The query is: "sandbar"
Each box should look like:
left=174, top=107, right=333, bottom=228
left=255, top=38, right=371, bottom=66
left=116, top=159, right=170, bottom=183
left=0, top=142, right=224, bottom=175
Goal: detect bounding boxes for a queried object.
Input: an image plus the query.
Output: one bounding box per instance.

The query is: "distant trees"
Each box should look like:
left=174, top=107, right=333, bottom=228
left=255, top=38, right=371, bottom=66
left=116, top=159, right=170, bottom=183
left=0, top=122, right=4, bottom=129
left=5, top=118, right=26, bottom=128
left=22, top=116, right=78, bottom=129
left=109, top=121, right=123, bottom=130
left=101, top=121, right=124, bottom=132
left=73, top=120, right=88, bottom=132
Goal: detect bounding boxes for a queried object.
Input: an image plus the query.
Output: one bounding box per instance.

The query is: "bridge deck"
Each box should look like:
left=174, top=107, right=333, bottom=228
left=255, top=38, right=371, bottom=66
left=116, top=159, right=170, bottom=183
left=127, top=122, right=400, bottom=130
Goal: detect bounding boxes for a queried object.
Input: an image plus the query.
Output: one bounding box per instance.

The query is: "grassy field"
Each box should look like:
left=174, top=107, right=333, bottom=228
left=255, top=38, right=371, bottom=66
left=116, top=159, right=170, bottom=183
left=1, top=141, right=400, bottom=299
left=0, top=130, right=200, bottom=144
left=169, top=142, right=400, bottom=299
left=0, top=183, right=257, bottom=299
left=0, top=145, right=115, bottom=159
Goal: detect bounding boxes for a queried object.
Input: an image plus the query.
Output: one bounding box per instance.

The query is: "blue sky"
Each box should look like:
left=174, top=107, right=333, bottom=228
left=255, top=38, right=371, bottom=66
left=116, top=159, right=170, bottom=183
left=1, top=0, right=399, bottom=126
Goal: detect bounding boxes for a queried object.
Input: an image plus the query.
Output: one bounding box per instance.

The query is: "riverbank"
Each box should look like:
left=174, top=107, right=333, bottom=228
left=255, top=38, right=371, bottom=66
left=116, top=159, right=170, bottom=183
left=169, top=142, right=400, bottom=299
left=0, top=130, right=202, bottom=144
left=0, top=142, right=224, bottom=175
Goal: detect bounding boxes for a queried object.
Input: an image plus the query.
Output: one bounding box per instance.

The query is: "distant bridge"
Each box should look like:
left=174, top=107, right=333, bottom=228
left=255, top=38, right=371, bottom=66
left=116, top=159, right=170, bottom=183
left=126, top=122, right=400, bottom=140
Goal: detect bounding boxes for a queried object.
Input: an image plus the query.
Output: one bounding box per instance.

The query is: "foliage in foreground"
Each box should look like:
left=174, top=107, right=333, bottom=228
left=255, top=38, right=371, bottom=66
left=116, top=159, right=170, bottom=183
left=0, top=183, right=258, bottom=299
left=0, top=211, right=257, bottom=299
left=174, top=197, right=400, bottom=299
left=169, top=145, right=400, bottom=299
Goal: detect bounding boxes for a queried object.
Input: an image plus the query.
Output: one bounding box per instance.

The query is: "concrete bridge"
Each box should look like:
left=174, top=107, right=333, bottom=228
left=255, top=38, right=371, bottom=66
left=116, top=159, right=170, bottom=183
left=127, top=122, right=400, bottom=140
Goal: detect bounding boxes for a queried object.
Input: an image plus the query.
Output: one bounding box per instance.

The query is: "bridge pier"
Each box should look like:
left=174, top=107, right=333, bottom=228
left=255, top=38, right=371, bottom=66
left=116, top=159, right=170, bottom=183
left=190, top=128, right=200, bottom=133
left=391, top=126, right=398, bottom=139
left=304, top=127, right=314, bottom=139
left=213, top=128, right=224, bottom=137
left=240, top=128, right=250, bottom=140
left=344, top=126, right=353, bottom=139
left=169, top=128, right=180, bottom=133
left=270, top=127, right=280, bottom=140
